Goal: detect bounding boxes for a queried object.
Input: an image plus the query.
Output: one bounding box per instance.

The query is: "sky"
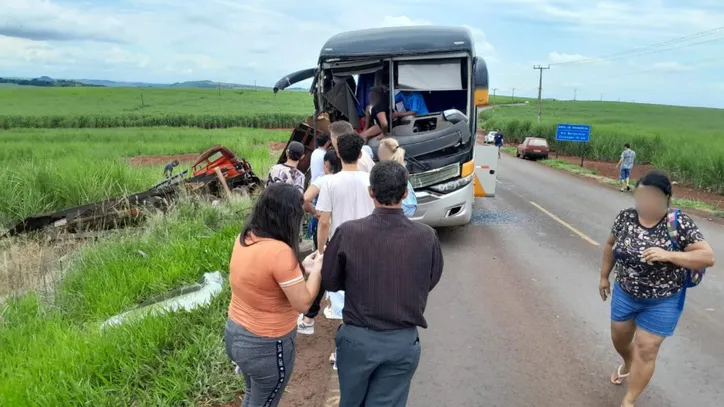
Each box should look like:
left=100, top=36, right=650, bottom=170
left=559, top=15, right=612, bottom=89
left=1, top=0, right=723, bottom=108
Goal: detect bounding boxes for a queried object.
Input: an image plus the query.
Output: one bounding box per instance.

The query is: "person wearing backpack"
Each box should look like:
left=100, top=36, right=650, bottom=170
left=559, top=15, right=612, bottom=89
left=598, top=171, right=715, bottom=407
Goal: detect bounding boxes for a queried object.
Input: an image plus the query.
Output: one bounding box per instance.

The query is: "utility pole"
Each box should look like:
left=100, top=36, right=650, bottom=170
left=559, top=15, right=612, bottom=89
left=492, top=88, right=498, bottom=99
left=574, top=88, right=577, bottom=101
left=600, top=93, right=603, bottom=102
left=254, top=80, right=257, bottom=91
left=533, top=65, right=550, bottom=123
left=511, top=88, right=516, bottom=102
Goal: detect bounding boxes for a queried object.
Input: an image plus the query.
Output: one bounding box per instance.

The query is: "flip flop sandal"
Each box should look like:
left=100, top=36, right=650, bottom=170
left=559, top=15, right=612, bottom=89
left=611, top=364, right=630, bottom=385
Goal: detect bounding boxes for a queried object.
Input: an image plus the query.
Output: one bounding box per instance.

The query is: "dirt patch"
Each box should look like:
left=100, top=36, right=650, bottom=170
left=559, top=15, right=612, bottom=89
left=269, top=142, right=287, bottom=154
left=552, top=154, right=724, bottom=209
left=281, top=305, right=338, bottom=407
left=128, top=153, right=199, bottom=167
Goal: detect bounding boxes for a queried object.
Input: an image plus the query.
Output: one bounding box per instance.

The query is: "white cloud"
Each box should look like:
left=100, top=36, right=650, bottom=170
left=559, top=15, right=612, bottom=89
left=547, top=52, right=589, bottom=64
left=0, top=0, right=129, bottom=42
left=651, top=61, right=694, bottom=72
left=489, top=0, right=724, bottom=36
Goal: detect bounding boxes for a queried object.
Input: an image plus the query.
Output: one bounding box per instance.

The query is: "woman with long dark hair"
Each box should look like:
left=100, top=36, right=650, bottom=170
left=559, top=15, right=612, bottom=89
left=225, top=183, right=323, bottom=407
left=599, top=171, right=714, bottom=407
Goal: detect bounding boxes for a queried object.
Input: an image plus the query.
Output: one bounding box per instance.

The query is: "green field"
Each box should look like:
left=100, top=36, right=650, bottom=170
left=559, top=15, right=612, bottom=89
left=0, top=127, right=288, bottom=227
left=481, top=100, right=724, bottom=193
left=0, top=87, right=311, bottom=129
left=0, top=127, right=286, bottom=406
left=1, top=199, right=249, bottom=406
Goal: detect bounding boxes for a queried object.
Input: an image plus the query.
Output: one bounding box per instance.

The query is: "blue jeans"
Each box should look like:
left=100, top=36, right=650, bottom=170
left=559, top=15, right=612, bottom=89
left=306, top=196, right=319, bottom=239
left=611, top=282, right=684, bottom=337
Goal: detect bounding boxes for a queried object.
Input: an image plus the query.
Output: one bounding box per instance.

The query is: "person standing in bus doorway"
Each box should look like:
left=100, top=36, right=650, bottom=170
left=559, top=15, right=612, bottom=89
left=494, top=129, right=504, bottom=159
left=616, top=143, right=636, bottom=192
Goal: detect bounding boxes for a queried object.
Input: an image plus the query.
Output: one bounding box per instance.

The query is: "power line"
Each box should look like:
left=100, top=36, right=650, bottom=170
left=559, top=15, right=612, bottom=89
left=551, top=26, right=724, bottom=67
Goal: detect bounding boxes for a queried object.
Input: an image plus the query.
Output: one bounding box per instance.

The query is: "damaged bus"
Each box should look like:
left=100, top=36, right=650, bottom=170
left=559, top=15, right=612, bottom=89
left=274, top=25, right=497, bottom=227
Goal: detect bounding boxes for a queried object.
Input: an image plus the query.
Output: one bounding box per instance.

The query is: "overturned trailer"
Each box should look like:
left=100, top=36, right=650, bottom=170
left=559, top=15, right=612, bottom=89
left=5, top=145, right=263, bottom=237
left=274, top=25, right=498, bottom=227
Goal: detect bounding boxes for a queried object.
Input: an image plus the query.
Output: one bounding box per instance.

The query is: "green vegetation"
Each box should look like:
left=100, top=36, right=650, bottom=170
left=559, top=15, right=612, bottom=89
left=481, top=100, right=724, bottom=193
left=0, top=199, right=249, bottom=406
left=0, top=128, right=288, bottom=227
left=540, top=159, right=600, bottom=177
left=0, top=87, right=311, bottom=129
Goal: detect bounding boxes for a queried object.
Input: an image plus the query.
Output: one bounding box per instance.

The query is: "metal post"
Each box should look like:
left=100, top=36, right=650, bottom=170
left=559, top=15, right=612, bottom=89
left=580, top=143, right=585, bottom=167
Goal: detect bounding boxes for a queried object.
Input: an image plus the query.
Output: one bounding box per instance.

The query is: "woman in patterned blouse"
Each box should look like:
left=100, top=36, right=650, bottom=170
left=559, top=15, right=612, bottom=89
left=599, top=171, right=715, bottom=407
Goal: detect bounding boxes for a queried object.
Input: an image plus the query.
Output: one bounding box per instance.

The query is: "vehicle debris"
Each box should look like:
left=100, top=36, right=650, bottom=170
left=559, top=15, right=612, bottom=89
left=4, top=145, right=262, bottom=237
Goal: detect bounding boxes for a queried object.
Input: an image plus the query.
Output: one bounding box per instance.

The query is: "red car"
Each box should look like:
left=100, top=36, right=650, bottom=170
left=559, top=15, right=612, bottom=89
left=516, top=137, right=549, bottom=160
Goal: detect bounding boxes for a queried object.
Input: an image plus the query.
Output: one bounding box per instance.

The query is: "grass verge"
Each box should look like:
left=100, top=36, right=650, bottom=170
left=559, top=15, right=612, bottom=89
left=537, top=159, right=723, bottom=216
left=0, top=198, right=250, bottom=406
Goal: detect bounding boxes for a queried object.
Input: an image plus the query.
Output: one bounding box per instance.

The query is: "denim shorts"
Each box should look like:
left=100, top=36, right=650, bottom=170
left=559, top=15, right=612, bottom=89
left=611, top=282, right=683, bottom=337
left=619, top=167, right=632, bottom=180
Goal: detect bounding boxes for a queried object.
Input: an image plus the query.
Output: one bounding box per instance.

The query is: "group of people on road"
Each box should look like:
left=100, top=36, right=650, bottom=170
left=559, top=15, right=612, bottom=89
left=226, top=120, right=436, bottom=407
left=224, top=127, right=715, bottom=407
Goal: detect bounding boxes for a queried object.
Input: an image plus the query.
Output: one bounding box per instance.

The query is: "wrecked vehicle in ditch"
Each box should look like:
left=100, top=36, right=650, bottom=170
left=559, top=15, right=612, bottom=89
left=5, top=145, right=262, bottom=237
left=274, top=25, right=498, bottom=227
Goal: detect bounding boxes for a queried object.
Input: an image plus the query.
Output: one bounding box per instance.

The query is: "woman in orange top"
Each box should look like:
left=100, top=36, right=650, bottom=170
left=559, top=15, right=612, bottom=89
left=225, top=183, right=323, bottom=407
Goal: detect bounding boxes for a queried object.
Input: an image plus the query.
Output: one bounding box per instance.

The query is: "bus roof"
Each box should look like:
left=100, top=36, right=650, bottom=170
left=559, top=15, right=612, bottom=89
left=319, top=26, right=474, bottom=59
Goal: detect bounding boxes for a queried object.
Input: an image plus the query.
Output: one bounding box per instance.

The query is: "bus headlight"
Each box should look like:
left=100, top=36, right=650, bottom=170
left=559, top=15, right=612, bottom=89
left=428, top=174, right=474, bottom=194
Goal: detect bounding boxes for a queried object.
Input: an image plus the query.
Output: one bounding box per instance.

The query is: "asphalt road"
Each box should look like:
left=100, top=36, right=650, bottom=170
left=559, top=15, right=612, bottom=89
left=408, top=156, right=724, bottom=407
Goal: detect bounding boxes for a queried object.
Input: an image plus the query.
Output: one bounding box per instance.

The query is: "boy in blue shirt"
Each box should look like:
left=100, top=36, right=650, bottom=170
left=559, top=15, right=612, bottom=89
left=494, top=130, right=504, bottom=158
left=393, top=91, right=429, bottom=118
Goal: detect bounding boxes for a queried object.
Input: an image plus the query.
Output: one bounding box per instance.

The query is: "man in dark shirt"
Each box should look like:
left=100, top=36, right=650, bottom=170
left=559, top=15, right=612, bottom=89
left=322, top=160, right=444, bottom=407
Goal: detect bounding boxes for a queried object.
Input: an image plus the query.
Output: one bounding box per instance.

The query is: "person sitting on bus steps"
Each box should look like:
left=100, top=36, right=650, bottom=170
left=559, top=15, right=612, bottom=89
left=361, top=86, right=390, bottom=142
left=392, top=90, right=429, bottom=119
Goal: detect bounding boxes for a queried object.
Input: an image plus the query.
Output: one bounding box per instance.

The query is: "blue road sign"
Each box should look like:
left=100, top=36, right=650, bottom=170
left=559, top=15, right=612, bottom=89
left=556, top=124, right=591, bottom=142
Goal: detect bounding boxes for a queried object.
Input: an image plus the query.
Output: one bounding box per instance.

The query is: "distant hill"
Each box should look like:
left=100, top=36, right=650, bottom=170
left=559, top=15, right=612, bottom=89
left=0, top=76, right=100, bottom=87
left=8, top=77, right=309, bottom=91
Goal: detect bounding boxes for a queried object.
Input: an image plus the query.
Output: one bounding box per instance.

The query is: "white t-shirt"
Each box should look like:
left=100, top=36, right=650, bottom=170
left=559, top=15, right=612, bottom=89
left=310, top=148, right=326, bottom=182
left=357, top=148, right=376, bottom=173
left=315, top=171, right=374, bottom=238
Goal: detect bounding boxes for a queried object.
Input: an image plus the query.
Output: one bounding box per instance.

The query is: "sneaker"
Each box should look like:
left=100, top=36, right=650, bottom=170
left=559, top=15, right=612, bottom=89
left=297, top=314, right=315, bottom=335
left=329, top=351, right=337, bottom=371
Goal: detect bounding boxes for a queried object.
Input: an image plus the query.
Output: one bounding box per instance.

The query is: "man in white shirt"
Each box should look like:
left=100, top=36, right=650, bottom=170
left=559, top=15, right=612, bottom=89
left=310, top=132, right=332, bottom=183
left=329, top=121, right=375, bottom=173
left=315, top=130, right=375, bottom=369
left=316, top=132, right=374, bottom=253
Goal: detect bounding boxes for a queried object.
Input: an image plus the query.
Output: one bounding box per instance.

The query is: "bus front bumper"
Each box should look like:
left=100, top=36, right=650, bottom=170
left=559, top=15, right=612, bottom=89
left=409, top=182, right=473, bottom=228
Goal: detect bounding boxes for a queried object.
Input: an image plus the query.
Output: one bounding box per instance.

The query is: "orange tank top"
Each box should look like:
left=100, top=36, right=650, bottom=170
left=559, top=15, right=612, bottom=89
left=227, top=234, right=304, bottom=337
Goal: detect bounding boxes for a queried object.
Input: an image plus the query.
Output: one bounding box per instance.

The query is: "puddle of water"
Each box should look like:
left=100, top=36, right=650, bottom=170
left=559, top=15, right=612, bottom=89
left=101, top=271, right=224, bottom=329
